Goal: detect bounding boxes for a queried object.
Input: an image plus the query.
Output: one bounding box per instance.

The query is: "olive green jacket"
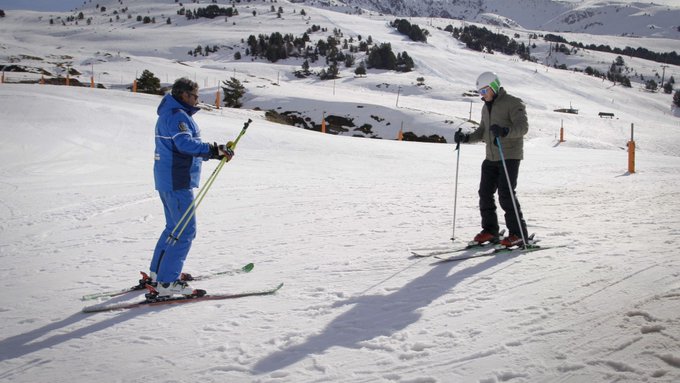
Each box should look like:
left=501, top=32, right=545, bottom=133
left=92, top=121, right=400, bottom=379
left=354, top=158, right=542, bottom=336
left=468, top=87, right=528, bottom=161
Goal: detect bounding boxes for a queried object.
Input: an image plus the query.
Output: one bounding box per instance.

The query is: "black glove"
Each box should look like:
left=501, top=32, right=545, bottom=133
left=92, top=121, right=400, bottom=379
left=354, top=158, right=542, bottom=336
left=209, top=142, right=235, bottom=161
left=490, top=124, right=509, bottom=138
left=454, top=131, right=469, bottom=144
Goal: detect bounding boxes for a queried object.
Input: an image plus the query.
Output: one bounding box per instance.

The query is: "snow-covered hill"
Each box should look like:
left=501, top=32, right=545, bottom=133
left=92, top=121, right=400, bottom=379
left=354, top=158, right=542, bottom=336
left=325, top=0, right=680, bottom=39
left=1, top=1, right=680, bottom=381
left=0, top=0, right=678, bottom=144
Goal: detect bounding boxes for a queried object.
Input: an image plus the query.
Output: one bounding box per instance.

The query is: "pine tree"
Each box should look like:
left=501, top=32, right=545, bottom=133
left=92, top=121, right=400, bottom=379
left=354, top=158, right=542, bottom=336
left=344, top=53, right=355, bottom=68
left=645, top=79, right=658, bottom=92
left=396, top=51, right=414, bottom=72
left=136, top=69, right=161, bottom=95
left=221, top=77, right=245, bottom=108
left=663, top=81, right=673, bottom=94
left=325, top=62, right=339, bottom=79
left=355, top=61, right=367, bottom=77
left=367, top=43, right=396, bottom=70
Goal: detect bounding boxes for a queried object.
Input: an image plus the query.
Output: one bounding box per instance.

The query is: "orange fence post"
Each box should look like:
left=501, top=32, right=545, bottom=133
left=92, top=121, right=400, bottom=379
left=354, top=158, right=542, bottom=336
left=627, top=123, right=635, bottom=174
left=66, top=73, right=70, bottom=86
left=132, top=79, right=137, bottom=93
left=321, top=112, right=326, bottom=134
left=215, top=89, right=220, bottom=109
left=91, top=76, right=95, bottom=88
left=40, top=75, right=45, bottom=85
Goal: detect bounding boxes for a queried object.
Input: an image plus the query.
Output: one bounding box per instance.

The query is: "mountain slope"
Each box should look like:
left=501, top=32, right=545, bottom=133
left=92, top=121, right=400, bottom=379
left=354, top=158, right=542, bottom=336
left=1, top=0, right=678, bottom=147
left=332, top=0, right=680, bottom=38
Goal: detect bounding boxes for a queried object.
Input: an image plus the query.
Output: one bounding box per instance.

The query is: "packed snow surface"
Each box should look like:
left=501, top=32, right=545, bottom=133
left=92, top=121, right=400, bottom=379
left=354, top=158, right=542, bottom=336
left=1, top=0, right=680, bottom=382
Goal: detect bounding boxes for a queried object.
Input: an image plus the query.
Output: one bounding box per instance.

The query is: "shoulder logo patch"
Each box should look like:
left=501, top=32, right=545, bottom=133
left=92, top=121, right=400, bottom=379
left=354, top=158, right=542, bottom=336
left=179, top=122, right=188, bottom=132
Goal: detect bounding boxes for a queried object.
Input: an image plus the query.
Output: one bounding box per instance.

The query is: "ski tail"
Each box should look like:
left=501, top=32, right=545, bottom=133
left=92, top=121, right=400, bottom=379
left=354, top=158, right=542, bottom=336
left=411, top=230, right=505, bottom=257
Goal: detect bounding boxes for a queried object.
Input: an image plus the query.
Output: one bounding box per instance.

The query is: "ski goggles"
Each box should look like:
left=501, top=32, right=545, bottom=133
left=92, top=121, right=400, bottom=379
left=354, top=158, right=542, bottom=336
left=478, top=87, right=491, bottom=95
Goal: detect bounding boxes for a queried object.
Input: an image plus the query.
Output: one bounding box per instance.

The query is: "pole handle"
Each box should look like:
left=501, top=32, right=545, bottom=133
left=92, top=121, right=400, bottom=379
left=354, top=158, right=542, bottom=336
left=228, top=118, right=252, bottom=150
left=454, top=127, right=462, bottom=151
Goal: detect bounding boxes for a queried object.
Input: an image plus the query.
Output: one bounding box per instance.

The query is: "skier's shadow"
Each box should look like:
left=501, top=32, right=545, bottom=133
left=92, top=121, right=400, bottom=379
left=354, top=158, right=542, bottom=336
left=252, top=253, right=514, bottom=374
left=0, top=293, right=168, bottom=362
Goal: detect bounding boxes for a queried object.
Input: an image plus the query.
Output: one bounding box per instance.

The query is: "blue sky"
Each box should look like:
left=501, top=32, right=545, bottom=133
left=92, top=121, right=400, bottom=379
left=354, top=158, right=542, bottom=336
left=0, top=0, right=87, bottom=11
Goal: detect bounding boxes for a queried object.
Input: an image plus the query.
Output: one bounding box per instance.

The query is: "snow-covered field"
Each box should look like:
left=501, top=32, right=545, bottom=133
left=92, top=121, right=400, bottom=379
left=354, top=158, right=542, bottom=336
left=1, top=0, right=680, bottom=382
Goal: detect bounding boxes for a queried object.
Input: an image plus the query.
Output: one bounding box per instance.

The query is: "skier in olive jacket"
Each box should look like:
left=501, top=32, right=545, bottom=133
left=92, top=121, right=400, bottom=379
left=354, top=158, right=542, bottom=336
left=455, top=72, right=529, bottom=247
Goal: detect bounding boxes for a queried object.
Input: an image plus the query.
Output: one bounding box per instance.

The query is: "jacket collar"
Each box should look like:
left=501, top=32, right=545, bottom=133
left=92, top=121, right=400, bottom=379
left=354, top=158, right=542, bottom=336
left=157, top=93, right=201, bottom=116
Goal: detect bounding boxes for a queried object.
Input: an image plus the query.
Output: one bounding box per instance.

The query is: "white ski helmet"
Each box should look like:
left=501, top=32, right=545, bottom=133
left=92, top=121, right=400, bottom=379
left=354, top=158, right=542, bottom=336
left=476, top=71, right=500, bottom=93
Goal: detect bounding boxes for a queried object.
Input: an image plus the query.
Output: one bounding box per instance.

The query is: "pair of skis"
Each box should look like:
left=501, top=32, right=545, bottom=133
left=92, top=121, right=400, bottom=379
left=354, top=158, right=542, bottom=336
left=411, top=234, right=563, bottom=263
left=81, top=263, right=255, bottom=301
left=81, top=263, right=283, bottom=313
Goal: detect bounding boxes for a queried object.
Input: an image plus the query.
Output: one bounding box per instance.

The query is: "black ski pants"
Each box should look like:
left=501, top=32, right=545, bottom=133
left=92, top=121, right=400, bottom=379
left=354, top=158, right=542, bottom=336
left=478, top=159, right=527, bottom=238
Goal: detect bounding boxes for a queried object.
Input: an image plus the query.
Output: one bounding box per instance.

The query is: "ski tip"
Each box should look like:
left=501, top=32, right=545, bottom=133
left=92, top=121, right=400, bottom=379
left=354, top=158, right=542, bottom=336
left=242, top=263, right=255, bottom=273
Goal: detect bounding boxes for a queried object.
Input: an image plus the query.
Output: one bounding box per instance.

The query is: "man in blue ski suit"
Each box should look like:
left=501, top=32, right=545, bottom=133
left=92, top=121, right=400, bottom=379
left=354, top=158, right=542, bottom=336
left=150, top=78, right=233, bottom=297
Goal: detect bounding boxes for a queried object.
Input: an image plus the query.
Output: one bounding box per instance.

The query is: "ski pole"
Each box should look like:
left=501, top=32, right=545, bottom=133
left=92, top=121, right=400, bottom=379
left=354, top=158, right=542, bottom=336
left=167, top=118, right=252, bottom=244
left=495, top=136, right=527, bottom=248
left=451, top=127, right=462, bottom=242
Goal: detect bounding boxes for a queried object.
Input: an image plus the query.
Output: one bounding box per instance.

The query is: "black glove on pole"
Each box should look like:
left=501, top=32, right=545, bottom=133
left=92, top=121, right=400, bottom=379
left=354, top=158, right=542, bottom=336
left=490, top=124, right=509, bottom=137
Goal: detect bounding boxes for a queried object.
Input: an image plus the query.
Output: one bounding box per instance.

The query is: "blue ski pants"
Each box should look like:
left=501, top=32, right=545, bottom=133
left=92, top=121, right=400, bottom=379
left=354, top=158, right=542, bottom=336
left=150, top=189, right=197, bottom=283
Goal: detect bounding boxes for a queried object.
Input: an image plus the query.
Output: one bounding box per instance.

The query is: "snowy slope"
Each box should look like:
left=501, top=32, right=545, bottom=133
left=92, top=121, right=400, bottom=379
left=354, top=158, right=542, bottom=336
left=1, top=0, right=680, bottom=382
left=1, top=80, right=680, bottom=383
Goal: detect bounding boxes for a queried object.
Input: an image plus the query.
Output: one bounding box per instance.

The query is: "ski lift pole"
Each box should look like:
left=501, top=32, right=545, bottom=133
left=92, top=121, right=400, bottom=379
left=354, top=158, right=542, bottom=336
left=167, top=118, right=252, bottom=244
left=451, top=128, right=462, bottom=242
left=495, top=136, right=527, bottom=248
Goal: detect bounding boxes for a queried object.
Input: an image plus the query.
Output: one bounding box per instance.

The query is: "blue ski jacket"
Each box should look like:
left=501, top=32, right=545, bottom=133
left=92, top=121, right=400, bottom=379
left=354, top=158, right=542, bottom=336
left=153, top=93, right=211, bottom=191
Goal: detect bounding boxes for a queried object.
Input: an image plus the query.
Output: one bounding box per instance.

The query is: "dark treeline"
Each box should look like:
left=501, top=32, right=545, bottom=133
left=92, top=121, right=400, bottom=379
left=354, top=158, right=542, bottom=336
left=544, top=33, right=679, bottom=66
left=179, top=5, right=238, bottom=20
left=447, top=25, right=531, bottom=60
left=391, top=19, right=428, bottom=42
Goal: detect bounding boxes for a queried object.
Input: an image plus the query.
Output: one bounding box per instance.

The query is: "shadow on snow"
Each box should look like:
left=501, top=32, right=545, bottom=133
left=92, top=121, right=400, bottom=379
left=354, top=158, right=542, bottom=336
left=0, top=293, right=170, bottom=363
left=253, top=252, right=516, bottom=374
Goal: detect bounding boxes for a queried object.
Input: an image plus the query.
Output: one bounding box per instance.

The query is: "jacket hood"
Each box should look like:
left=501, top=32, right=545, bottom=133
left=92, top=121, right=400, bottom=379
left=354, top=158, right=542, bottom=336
left=157, top=93, right=201, bottom=116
